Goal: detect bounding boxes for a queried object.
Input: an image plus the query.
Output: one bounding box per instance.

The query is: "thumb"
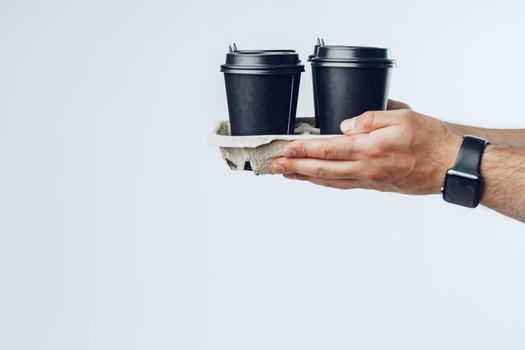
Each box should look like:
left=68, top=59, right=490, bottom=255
left=340, top=110, right=398, bottom=135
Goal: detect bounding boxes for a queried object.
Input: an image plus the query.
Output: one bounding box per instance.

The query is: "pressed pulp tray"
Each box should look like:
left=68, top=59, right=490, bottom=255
left=209, top=117, right=335, bottom=175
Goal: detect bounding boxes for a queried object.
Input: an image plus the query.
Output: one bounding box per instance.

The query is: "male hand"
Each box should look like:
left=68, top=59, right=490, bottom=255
left=271, top=101, right=462, bottom=195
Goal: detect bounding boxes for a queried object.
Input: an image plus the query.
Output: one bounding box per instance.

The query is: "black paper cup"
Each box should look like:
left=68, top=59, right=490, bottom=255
left=221, top=47, right=304, bottom=136
left=308, top=39, right=323, bottom=128
left=311, top=45, right=395, bottom=134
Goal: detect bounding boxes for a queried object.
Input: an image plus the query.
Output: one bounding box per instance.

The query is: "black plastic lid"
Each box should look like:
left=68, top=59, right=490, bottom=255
left=311, top=45, right=395, bottom=68
left=221, top=48, right=304, bottom=75
left=236, top=49, right=297, bottom=53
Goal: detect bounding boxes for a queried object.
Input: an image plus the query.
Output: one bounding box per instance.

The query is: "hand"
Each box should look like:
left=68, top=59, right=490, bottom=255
left=270, top=101, right=462, bottom=195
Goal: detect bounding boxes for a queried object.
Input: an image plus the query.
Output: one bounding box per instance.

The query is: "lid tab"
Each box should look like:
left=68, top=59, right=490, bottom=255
left=308, top=37, right=324, bottom=62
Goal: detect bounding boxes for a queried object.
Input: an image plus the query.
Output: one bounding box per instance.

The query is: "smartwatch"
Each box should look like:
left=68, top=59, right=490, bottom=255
left=441, top=135, right=490, bottom=208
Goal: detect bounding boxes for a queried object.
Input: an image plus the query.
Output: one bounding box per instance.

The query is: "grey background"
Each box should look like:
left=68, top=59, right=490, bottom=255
left=1, top=0, right=525, bottom=349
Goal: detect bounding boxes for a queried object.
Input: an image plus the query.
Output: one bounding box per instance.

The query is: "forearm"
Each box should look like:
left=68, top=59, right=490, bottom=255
left=480, top=146, right=525, bottom=222
left=446, top=122, right=525, bottom=148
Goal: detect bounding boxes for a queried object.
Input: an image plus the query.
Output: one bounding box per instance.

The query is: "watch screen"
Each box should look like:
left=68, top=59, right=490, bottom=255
left=443, top=174, right=481, bottom=208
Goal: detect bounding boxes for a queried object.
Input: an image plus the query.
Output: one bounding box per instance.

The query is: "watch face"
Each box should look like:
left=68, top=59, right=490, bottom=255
left=443, top=173, right=482, bottom=208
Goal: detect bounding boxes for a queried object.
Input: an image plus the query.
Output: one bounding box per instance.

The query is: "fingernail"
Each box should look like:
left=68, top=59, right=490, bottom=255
left=271, top=164, right=284, bottom=174
left=340, top=118, right=355, bottom=133
left=283, top=174, right=296, bottom=179
left=283, top=148, right=296, bottom=157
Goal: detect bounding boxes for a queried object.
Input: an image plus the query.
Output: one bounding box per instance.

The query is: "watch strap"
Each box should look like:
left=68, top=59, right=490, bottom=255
left=451, top=135, right=490, bottom=175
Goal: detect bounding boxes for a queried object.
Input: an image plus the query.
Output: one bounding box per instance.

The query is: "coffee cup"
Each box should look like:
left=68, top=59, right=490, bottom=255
left=308, top=38, right=324, bottom=127
left=221, top=44, right=304, bottom=135
left=310, top=44, right=395, bottom=134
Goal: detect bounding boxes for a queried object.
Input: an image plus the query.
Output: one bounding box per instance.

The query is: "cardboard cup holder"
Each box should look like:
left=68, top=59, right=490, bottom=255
left=209, top=117, right=334, bottom=175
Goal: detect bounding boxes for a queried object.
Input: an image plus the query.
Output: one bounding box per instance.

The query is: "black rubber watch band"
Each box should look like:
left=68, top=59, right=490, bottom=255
left=451, top=135, right=490, bottom=175
left=442, top=135, right=490, bottom=208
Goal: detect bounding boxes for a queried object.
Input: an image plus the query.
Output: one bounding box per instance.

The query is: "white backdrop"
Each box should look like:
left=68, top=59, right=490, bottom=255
left=1, top=0, right=525, bottom=349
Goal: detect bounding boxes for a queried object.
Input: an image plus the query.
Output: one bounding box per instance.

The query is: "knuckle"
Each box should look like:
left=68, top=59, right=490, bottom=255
left=287, top=161, right=298, bottom=174
left=322, top=144, right=334, bottom=160
left=278, top=160, right=291, bottom=173
left=305, top=141, right=324, bottom=158
left=316, top=166, right=329, bottom=178
left=342, top=138, right=356, bottom=157
left=360, top=111, right=376, bottom=131
left=297, top=143, right=307, bottom=157
left=364, top=167, right=384, bottom=181
left=365, top=144, right=385, bottom=159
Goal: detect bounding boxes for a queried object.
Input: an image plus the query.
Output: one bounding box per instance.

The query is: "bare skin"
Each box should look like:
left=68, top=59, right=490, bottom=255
left=270, top=100, right=525, bottom=222
left=446, top=123, right=525, bottom=148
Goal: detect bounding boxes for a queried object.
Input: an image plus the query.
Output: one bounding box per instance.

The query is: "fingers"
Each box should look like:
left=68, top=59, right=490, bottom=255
left=271, top=157, right=362, bottom=179
left=283, top=173, right=366, bottom=190
left=283, top=135, right=367, bottom=160
left=340, top=110, right=403, bottom=135
left=387, top=99, right=411, bottom=110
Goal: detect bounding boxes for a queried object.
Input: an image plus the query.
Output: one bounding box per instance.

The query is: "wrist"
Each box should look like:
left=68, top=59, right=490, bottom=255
left=444, top=122, right=463, bottom=136
left=431, top=131, right=462, bottom=194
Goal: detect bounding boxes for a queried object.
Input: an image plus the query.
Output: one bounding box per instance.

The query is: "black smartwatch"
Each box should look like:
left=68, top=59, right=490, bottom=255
left=441, top=135, right=490, bottom=208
